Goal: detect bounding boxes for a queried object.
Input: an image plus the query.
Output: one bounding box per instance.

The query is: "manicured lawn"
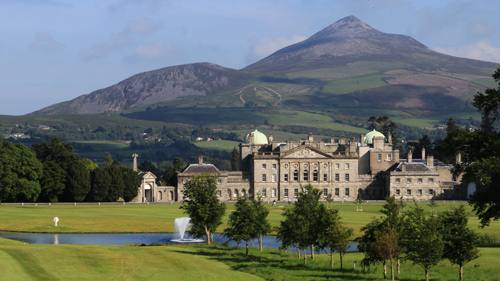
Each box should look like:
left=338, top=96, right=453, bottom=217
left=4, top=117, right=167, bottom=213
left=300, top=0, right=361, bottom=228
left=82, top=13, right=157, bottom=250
left=0, top=202, right=499, bottom=280
left=0, top=239, right=260, bottom=280
left=0, top=202, right=498, bottom=238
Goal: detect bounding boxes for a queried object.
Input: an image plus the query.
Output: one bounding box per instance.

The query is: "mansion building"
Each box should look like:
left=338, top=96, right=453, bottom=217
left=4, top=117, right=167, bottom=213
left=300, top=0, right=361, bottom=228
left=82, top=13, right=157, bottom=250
left=134, top=129, right=468, bottom=203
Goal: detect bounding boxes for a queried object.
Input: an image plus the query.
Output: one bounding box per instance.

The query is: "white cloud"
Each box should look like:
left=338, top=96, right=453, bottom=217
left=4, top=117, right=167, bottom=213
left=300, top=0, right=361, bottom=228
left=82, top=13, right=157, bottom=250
left=434, top=39, right=500, bottom=63
left=125, top=19, right=163, bottom=35
left=251, top=34, right=307, bottom=60
left=29, top=32, right=61, bottom=52
left=81, top=32, right=131, bottom=60
left=126, top=40, right=179, bottom=61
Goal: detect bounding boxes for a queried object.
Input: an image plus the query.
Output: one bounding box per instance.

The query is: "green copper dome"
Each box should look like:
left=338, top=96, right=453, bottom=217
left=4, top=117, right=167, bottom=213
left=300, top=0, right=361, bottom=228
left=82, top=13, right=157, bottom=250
left=244, top=129, right=268, bottom=144
left=364, top=129, right=386, bottom=144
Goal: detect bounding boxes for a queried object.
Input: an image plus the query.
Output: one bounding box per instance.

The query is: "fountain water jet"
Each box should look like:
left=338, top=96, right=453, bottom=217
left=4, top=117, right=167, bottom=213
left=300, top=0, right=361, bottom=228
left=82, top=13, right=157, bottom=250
left=171, top=217, right=204, bottom=243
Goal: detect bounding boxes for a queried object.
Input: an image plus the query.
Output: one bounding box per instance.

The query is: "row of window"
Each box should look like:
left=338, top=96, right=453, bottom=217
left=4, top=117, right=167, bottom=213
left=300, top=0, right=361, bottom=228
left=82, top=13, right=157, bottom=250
left=395, top=178, right=434, bottom=184
left=377, top=153, right=393, bottom=161
left=281, top=188, right=351, bottom=197
left=395, top=189, right=434, bottom=196
left=282, top=171, right=350, bottom=182
left=261, top=163, right=351, bottom=169
left=261, top=163, right=277, bottom=169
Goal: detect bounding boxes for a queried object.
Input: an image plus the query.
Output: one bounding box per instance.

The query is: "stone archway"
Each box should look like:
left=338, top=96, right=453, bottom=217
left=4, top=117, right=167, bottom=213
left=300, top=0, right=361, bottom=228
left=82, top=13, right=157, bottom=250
left=170, top=191, right=174, bottom=201
left=144, top=184, right=152, bottom=202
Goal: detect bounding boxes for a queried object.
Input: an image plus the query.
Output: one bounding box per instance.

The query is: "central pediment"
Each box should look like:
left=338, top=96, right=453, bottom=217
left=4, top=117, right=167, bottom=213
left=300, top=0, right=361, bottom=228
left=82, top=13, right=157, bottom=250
left=281, top=145, right=333, bottom=159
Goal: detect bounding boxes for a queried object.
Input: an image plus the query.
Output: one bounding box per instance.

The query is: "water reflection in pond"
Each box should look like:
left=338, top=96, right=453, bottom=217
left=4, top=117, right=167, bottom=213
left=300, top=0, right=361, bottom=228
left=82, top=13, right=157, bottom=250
left=0, top=232, right=357, bottom=253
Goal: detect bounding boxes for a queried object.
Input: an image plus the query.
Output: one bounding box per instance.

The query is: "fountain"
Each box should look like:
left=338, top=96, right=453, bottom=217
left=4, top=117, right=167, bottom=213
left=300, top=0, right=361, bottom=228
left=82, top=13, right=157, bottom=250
left=170, top=217, right=204, bottom=243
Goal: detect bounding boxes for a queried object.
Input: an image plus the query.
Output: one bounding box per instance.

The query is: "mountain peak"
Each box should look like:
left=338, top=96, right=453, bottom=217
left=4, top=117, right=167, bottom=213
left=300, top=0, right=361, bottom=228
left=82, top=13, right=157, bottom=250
left=309, top=15, right=378, bottom=40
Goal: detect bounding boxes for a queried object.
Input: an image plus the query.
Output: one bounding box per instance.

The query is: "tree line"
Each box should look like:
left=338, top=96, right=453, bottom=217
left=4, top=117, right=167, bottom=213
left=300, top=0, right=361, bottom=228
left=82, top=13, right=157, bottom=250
left=180, top=176, right=479, bottom=281
left=0, top=137, right=139, bottom=203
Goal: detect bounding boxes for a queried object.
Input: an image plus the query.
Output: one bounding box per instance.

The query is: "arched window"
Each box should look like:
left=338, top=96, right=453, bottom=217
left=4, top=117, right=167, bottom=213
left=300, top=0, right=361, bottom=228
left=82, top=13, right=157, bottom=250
left=234, top=189, right=239, bottom=198
left=241, top=189, right=246, bottom=196
left=159, top=191, right=162, bottom=200
left=313, top=170, right=318, bottom=182
left=303, top=170, right=309, bottom=182
left=293, top=170, right=299, bottom=182
left=170, top=191, right=174, bottom=200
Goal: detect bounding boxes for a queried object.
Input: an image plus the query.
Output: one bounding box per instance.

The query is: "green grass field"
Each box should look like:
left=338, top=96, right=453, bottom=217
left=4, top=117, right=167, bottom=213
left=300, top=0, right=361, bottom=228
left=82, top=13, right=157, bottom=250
left=0, top=202, right=499, bottom=280
left=192, top=140, right=241, bottom=151
left=0, top=202, right=498, bottom=237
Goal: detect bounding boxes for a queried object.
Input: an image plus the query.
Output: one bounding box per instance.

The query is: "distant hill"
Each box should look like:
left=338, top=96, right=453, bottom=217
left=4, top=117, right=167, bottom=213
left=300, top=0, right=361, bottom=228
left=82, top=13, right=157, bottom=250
left=30, top=16, right=498, bottom=118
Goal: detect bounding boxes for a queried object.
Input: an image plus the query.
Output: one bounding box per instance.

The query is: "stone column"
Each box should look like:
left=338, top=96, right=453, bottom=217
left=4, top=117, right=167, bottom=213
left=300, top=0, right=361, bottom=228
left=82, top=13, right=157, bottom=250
left=132, top=153, right=138, bottom=172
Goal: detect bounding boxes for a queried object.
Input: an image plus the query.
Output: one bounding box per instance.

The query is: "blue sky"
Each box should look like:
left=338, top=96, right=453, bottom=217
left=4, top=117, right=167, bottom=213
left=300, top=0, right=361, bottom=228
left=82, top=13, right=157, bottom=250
left=1, top=0, right=499, bottom=116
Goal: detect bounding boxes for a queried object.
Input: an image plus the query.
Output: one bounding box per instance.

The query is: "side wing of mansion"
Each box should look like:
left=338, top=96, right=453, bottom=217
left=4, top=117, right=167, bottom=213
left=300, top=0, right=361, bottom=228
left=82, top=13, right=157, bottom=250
left=134, top=129, right=470, bottom=203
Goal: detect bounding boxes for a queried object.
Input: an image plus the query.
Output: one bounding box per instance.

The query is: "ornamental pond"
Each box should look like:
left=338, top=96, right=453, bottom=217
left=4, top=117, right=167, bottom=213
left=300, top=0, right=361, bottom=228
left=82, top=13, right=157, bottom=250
left=0, top=232, right=358, bottom=253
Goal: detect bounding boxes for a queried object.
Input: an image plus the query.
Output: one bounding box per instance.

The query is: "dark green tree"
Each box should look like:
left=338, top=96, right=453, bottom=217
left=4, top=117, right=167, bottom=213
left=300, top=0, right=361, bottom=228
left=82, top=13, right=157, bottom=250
left=373, top=222, right=402, bottom=281
left=173, top=157, right=185, bottom=172
left=0, top=142, right=43, bottom=202
left=121, top=166, right=140, bottom=202
left=446, top=117, right=459, bottom=134
left=223, top=195, right=257, bottom=255
left=276, top=184, right=326, bottom=264
left=318, top=208, right=340, bottom=268
left=358, top=196, right=406, bottom=278
left=180, top=174, right=226, bottom=244
left=403, top=203, right=444, bottom=281
left=32, top=137, right=81, bottom=202
left=86, top=167, right=110, bottom=202
left=439, top=205, right=480, bottom=281
left=104, top=165, right=124, bottom=202
left=38, top=161, right=66, bottom=202
left=64, top=161, right=91, bottom=202
left=231, top=147, right=239, bottom=171
left=252, top=195, right=271, bottom=251
left=438, top=68, right=500, bottom=226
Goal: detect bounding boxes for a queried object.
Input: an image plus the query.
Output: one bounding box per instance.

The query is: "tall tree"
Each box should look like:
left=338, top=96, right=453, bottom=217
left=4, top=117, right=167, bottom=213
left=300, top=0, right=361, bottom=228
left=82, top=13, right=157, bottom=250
left=0, top=142, right=43, bottom=202
left=318, top=208, right=341, bottom=268
left=223, top=195, right=257, bottom=255
left=86, top=167, right=110, bottom=202
left=32, top=137, right=81, bottom=202
left=358, top=196, right=406, bottom=277
left=403, top=203, right=444, bottom=281
left=438, top=67, right=500, bottom=226
left=439, top=205, right=480, bottom=281
left=64, top=161, right=91, bottom=202
left=276, top=184, right=326, bottom=264
left=252, top=195, right=271, bottom=251
left=122, top=166, right=140, bottom=202
left=180, top=174, right=226, bottom=245
left=446, top=117, right=459, bottom=134
left=373, top=222, right=402, bottom=281
left=104, top=165, right=124, bottom=202
left=231, top=147, right=239, bottom=171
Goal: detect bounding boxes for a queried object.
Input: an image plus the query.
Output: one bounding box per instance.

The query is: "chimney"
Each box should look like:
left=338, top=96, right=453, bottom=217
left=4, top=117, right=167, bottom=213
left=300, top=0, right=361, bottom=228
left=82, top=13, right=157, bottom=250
left=339, top=135, right=345, bottom=145
left=331, top=137, right=335, bottom=144
left=198, top=154, right=203, bottom=165
left=388, top=132, right=392, bottom=145
left=401, top=163, right=406, bottom=172
left=408, top=150, right=412, bottom=163
left=422, top=147, right=426, bottom=160
left=249, top=132, right=254, bottom=144
left=360, top=134, right=365, bottom=144
left=308, top=133, right=313, bottom=141
left=427, top=155, right=434, bottom=168
left=269, top=134, right=274, bottom=142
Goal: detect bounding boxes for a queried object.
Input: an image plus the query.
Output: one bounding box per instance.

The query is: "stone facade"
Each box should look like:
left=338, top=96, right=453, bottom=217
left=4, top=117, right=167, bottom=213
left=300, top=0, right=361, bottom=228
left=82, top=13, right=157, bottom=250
left=135, top=129, right=465, bottom=202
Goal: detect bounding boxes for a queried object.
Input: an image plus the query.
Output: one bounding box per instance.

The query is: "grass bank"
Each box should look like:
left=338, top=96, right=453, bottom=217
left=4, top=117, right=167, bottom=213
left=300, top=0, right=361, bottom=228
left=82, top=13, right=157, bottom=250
left=0, top=237, right=498, bottom=281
